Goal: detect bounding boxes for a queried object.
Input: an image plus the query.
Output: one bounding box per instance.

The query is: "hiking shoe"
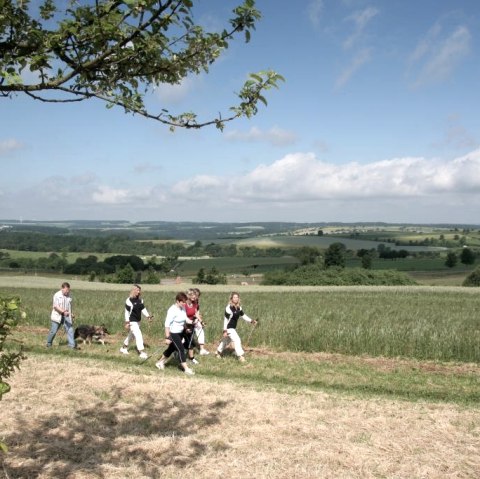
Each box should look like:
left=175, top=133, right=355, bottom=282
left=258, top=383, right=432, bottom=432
left=199, top=349, right=210, bottom=355
left=155, top=360, right=165, bottom=370
left=184, top=367, right=195, bottom=376
left=120, top=347, right=129, bottom=355
left=139, top=351, right=148, bottom=359
left=190, top=358, right=200, bottom=365
left=238, top=355, right=246, bottom=363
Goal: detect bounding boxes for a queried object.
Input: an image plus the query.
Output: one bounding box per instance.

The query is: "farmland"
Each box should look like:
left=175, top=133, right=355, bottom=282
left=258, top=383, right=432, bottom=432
left=2, top=277, right=480, bottom=478
left=2, top=272, right=480, bottom=477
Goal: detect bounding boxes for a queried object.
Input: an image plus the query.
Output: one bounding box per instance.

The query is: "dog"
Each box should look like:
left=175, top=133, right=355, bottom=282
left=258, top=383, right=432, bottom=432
left=74, top=325, right=109, bottom=345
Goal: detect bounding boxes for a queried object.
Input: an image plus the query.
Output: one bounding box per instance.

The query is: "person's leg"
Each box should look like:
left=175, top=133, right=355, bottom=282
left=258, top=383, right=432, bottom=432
left=63, top=320, right=76, bottom=349
left=170, top=333, right=193, bottom=374
left=195, top=324, right=209, bottom=354
left=120, top=328, right=133, bottom=353
left=155, top=339, right=176, bottom=369
left=216, top=334, right=231, bottom=358
left=228, top=329, right=245, bottom=358
left=184, top=330, right=197, bottom=362
left=129, top=322, right=146, bottom=357
left=46, top=321, right=60, bottom=347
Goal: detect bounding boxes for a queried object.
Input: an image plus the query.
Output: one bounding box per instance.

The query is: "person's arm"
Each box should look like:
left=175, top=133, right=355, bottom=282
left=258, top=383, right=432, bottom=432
left=240, top=309, right=256, bottom=325
left=223, top=305, right=232, bottom=336
left=164, top=307, right=174, bottom=344
left=164, top=325, right=172, bottom=344
left=53, top=293, right=69, bottom=316
left=124, top=298, right=132, bottom=329
left=141, top=306, right=153, bottom=320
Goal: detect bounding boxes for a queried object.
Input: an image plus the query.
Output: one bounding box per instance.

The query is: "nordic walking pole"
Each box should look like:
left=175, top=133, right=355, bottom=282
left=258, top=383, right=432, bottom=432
left=140, top=343, right=164, bottom=364
left=245, top=319, right=259, bottom=350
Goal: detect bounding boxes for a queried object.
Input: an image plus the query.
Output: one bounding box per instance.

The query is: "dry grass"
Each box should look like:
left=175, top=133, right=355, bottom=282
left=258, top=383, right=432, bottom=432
left=1, top=355, right=479, bottom=478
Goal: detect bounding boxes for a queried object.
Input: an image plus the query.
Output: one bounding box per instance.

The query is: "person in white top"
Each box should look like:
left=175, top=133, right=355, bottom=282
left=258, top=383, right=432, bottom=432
left=46, top=282, right=77, bottom=349
left=155, top=292, right=194, bottom=375
left=119, top=284, right=153, bottom=359
left=215, top=292, right=257, bottom=362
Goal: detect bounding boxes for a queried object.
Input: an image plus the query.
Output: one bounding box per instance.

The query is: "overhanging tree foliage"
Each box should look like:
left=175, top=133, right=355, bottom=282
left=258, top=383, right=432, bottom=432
left=0, top=0, right=284, bottom=129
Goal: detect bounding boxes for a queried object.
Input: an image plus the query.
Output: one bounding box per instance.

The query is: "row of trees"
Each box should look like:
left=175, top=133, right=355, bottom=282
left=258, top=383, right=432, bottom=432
left=0, top=232, right=288, bottom=258
left=445, top=248, right=476, bottom=268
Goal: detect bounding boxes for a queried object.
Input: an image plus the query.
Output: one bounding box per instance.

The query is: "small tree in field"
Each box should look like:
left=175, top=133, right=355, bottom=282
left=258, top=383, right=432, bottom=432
left=460, top=247, right=476, bottom=266
left=0, top=0, right=283, bottom=130
left=0, top=296, right=26, bottom=452
left=361, top=253, right=373, bottom=270
left=324, top=242, right=346, bottom=269
left=445, top=251, right=458, bottom=268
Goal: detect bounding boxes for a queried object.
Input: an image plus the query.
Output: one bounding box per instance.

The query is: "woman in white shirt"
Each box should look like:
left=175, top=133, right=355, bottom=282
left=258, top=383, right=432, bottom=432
left=155, top=292, right=194, bottom=376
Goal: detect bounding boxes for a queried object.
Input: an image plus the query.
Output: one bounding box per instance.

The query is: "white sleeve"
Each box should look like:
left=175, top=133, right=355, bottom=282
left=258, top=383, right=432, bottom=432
left=125, top=298, right=132, bottom=322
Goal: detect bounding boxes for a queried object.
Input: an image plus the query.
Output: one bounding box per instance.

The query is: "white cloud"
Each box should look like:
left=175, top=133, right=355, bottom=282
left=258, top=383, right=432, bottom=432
left=343, top=6, right=379, bottom=50
left=433, top=115, right=478, bottom=151
left=92, top=186, right=131, bottom=204
left=4, top=150, right=480, bottom=223
left=307, top=0, right=324, bottom=27
left=334, top=6, right=378, bottom=89
left=335, top=48, right=371, bottom=90
left=171, top=175, right=223, bottom=197
left=134, top=162, right=163, bottom=174
left=169, top=149, right=480, bottom=203
left=408, top=24, right=471, bottom=87
left=0, top=139, right=24, bottom=156
left=225, top=126, right=297, bottom=147
left=154, top=76, right=197, bottom=105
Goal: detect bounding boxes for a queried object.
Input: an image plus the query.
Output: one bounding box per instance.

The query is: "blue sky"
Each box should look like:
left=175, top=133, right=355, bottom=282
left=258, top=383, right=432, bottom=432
left=1, top=0, right=480, bottom=224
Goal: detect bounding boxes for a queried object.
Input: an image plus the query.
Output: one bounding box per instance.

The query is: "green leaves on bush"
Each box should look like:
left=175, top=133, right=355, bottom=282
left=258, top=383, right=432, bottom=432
left=262, top=266, right=416, bottom=286
left=0, top=295, right=26, bottom=453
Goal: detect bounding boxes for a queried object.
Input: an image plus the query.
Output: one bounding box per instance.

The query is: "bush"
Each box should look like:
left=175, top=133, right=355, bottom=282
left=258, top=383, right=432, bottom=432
left=0, top=296, right=26, bottom=452
left=262, top=266, right=416, bottom=286
left=462, top=267, right=480, bottom=286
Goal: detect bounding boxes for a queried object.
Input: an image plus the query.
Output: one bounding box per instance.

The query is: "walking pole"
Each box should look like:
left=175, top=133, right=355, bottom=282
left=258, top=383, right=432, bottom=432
left=245, top=319, right=259, bottom=350
left=140, top=344, right=164, bottom=364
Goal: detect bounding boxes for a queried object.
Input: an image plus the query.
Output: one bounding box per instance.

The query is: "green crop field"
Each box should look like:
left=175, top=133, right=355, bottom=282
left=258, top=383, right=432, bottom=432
left=3, top=278, right=480, bottom=363
left=175, top=255, right=299, bottom=275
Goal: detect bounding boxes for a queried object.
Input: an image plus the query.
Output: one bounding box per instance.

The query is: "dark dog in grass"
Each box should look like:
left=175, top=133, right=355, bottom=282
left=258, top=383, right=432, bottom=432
left=74, top=325, right=109, bottom=345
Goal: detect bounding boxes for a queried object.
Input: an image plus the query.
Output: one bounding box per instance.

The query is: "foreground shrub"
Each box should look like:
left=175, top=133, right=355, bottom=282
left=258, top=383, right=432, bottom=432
left=0, top=296, right=26, bottom=452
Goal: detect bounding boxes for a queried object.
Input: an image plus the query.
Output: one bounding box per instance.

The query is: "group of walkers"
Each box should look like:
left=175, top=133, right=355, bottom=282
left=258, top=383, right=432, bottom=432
left=46, top=282, right=257, bottom=376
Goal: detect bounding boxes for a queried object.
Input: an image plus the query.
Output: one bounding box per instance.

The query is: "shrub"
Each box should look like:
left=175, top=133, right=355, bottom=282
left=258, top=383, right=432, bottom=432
left=0, top=296, right=26, bottom=452
left=262, top=266, right=416, bottom=286
left=462, top=267, right=480, bottom=286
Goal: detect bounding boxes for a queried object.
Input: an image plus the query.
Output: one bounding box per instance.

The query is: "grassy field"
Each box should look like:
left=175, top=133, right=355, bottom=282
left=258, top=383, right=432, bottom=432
left=1, top=276, right=479, bottom=477
left=2, top=276, right=480, bottom=363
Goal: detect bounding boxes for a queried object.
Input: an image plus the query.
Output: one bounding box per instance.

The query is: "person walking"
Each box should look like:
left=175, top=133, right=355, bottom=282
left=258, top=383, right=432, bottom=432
left=155, top=292, right=195, bottom=375
left=215, top=292, right=257, bottom=362
left=46, top=282, right=77, bottom=349
left=184, top=289, right=200, bottom=365
left=192, top=288, right=209, bottom=355
left=120, top=284, right=153, bottom=359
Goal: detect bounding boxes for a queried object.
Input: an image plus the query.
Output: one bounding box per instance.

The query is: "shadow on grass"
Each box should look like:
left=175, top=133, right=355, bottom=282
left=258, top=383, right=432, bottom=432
left=2, top=388, right=228, bottom=478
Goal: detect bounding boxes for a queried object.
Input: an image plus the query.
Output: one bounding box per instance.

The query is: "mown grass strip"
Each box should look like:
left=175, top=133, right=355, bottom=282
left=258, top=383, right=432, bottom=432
left=15, top=339, right=480, bottom=407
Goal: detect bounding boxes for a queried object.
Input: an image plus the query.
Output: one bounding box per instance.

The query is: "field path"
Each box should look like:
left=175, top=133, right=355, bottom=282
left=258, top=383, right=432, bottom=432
left=1, top=355, right=479, bottom=478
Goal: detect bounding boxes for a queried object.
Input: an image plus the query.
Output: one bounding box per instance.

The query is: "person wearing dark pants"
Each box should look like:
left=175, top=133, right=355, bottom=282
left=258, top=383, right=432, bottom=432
left=156, top=292, right=194, bottom=376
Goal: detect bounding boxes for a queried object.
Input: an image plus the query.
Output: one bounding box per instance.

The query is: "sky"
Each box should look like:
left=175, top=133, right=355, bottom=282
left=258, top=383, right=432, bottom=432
left=1, top=0, right=480, bottom=224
